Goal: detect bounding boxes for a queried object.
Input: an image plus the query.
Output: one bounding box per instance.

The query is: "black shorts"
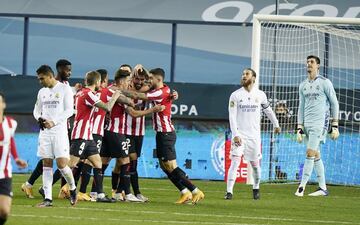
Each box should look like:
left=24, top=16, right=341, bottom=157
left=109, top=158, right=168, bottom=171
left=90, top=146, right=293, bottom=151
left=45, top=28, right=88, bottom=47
left=0, top=178, right=12, bottom=197
left=101, top=131, right=130, bottom=158
left=70, top=139, right=99, bottom=159
left=156, top=131, right=177, bottom=161
left=126, top=135, right=144, bottom=156
left=93, top=134, right=103, bottom=153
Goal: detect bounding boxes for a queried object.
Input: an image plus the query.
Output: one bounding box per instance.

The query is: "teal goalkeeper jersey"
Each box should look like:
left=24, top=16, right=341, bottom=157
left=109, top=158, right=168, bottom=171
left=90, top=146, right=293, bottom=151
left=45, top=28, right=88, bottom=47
left=297, top=75, right=339, bottom=129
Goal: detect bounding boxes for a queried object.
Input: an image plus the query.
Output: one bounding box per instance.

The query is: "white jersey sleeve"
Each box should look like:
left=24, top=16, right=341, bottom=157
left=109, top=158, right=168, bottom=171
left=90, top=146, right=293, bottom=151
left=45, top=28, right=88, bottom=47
left=228, top=91, right=241, bottom=138
left=260, top=91, right=279, bottom=128
left=33, top=89, right=43, bottom=120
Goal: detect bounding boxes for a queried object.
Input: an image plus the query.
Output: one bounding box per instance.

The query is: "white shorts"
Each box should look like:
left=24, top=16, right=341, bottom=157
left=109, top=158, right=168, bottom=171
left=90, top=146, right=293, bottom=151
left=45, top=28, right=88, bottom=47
left=37, top=133, right=70, bottom=159
left=230, top=138, right=261, bottom=162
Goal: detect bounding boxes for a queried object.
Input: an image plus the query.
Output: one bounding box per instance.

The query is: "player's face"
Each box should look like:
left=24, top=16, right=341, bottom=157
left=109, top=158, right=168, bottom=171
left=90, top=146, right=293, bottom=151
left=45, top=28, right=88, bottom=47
left=101, top=76, right=109, bottom=88
left=37, top=73, right=53, bottom=87
left=0, top=95, right=6, bottom=114
left=132, top=75, right=145, bottom=90
left=241, top=70, right=255, bottom=87
left=94, top=78, right=101, bottom=91
left=120, top=76, right=131, bottom=90
left=306, top=58, right=319, bottom=74
left=58, top=65, right=72, bottom=81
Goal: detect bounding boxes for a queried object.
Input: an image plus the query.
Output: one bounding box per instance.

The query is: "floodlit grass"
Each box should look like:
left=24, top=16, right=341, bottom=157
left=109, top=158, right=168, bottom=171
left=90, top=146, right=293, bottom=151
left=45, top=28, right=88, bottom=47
left=8, top=174, right=360, bottom=225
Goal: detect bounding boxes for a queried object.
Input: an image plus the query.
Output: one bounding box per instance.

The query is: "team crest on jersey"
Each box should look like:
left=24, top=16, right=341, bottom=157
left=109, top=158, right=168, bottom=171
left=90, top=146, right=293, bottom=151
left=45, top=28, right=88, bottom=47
left=316, top=85, right=320, bottom=90
left=55, top=93, right=60, bottom=98
left=255, top=98, right=259, bottom=103
left=230, top=101, right=235, bottom=107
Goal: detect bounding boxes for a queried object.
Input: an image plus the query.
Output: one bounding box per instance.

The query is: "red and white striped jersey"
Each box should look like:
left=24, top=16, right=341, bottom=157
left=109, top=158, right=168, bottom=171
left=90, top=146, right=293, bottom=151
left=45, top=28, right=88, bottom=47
left=106, top=97, right=127, bottom=134
left=71, top=88, right=100, bottom=140
left=146, top=85, right=175, bottom=132
left=0, top=116, right=19, bottom=179
left=92, top=87, right=113, bottom=136
left=124, top=99, right=146, bottom=136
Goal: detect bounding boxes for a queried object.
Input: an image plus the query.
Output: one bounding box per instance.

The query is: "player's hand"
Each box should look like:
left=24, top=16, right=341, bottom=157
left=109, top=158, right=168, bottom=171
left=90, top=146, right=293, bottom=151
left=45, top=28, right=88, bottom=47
left=37, top=117, right=46, bottom=130
left=233, top=136, right=242, bottom=147
left=43, top=120, right=55, bottom=129
left=74, top=83, right=83, bottom=92
left=274, top=127, right=281, bottom=134
left=15, top=158, right=27, bottom=169
left=329, top=120, right=340, bottom=140
left=153, top=105, right=165, bottom=112
left=296, top=124, right=304, bottom=143
left=171, top=90, right=179, bottom=100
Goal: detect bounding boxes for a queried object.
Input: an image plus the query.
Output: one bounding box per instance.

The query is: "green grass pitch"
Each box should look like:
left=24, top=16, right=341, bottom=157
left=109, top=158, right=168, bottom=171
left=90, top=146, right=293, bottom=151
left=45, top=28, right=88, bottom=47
left=8, top=174, right=360, bottom=225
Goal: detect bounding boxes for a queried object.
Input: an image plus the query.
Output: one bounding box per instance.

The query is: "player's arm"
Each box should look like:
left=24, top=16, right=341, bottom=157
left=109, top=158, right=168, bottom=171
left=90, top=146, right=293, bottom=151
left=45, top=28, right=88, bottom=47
left=95, top=90, right=121, bottom=112
left=9, top=120, right=27, bottom=168
left=228, top=93, right=241, bottom=146
left=121, top=90, right=148, bottom=101
left=261, top=94, right=281, bottom=134
left=47, top=87, right=74, bottom=128
left=296, top=84, right=305, bottom=143
left=116, top=94, right=135, bottom=108
left=33, top=92, right=42, bottom=120
left=324, top=79, right=340, bottom=140
left=125, top=104, right=165, bottom=118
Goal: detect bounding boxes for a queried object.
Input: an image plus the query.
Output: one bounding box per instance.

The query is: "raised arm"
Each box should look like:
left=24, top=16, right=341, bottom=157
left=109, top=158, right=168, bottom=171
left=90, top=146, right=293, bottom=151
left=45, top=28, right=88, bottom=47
left=121, top=90, right=148, bottom=101
left=95, top=90, right=121, bottom=112
left=126, top=104, right=165, bottom=118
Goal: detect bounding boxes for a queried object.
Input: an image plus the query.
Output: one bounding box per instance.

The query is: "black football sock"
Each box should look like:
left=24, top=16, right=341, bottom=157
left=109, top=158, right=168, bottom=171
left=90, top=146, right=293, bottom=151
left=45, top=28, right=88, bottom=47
left=27, top=160, right=43, bottom=185
left=79, top=163, right=93, bottom=193
left=130, top=160, right=140, bottom=195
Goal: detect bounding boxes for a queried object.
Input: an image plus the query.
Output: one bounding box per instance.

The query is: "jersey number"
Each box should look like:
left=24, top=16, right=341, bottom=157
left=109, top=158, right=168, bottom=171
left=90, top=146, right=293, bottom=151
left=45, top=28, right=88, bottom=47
left=122, top=138, right=131, bottom=155
left=78, top=142, right=86, bottom=155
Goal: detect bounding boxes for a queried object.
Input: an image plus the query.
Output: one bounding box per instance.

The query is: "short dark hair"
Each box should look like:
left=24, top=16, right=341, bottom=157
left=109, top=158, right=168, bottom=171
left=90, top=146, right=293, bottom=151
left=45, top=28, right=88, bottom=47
left=114, top=69, right=130, bottom=81
left=149, top=68, right=165, bottom=79
left=96, top=69, right=108, bottom=82
left=244, top=68, right=256, bottom=78
left=56, top=59, right=72, bottom=69
left=307, top=55, right=320, bottom=64
left=120, top=64, right=132, bottom=71
left=85, top=71, right=101, bottom=86
left=36, top=65, right=54, bottom=76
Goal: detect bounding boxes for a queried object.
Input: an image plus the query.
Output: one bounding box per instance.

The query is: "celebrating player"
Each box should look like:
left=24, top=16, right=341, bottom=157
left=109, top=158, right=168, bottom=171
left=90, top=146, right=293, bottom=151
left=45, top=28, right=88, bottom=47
left=226, top=68, right=281, bottom=200
left=0, top=92, right=27, bottom=224
left=295, top=55, right=339, bottom=197
left=122, top=66, right=205, bottom=204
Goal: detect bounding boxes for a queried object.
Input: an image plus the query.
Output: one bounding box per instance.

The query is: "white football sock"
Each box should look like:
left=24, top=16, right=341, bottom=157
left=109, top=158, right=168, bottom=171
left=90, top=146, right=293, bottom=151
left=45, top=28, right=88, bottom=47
left=42, top=167, right=53, bottom=200
left=314, top=158, right=327, bottom=190
left=59, top=166, right=76, bottom=191
left=300, top=156, right=315, bottom=188
left=226, top=155, right=241, bottom=194
left=251, top=160, right=261, bottom=190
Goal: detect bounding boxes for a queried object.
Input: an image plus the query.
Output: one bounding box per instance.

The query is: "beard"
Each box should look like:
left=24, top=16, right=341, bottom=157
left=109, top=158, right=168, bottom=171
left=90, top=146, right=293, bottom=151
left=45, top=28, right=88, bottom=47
left=241, top=79, right=252, bottom=87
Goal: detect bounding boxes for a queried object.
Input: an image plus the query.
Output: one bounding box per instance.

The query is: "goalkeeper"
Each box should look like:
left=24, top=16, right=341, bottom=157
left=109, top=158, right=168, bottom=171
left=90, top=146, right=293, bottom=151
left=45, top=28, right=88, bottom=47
left=295, top=55, right=339, bottom=197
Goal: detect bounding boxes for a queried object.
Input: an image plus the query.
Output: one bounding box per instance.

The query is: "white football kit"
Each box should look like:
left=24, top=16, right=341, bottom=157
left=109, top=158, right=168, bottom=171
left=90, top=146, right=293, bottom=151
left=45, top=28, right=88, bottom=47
left=228, top=87, right=279, bottom=161
left=33, top=81, right=74, bottom=159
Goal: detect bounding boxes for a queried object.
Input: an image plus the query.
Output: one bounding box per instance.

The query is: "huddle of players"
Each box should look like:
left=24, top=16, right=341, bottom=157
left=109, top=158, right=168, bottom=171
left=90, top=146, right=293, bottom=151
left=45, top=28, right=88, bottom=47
left=22, top=60, right=205, bottom=205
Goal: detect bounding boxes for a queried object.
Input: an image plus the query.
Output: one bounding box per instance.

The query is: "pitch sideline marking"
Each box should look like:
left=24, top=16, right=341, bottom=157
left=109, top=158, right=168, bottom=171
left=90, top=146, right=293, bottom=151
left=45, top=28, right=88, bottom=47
left=13, top=204, right=360, bottom=225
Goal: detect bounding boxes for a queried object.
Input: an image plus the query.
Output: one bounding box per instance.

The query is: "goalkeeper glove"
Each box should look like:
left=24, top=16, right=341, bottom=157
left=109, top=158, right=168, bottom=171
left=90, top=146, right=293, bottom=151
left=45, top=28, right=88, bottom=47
left=296, top=124, right=304, bottom=143
left=329, top=120, right=340, bottom=140
left=38, top=117, right=46, bottom=130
